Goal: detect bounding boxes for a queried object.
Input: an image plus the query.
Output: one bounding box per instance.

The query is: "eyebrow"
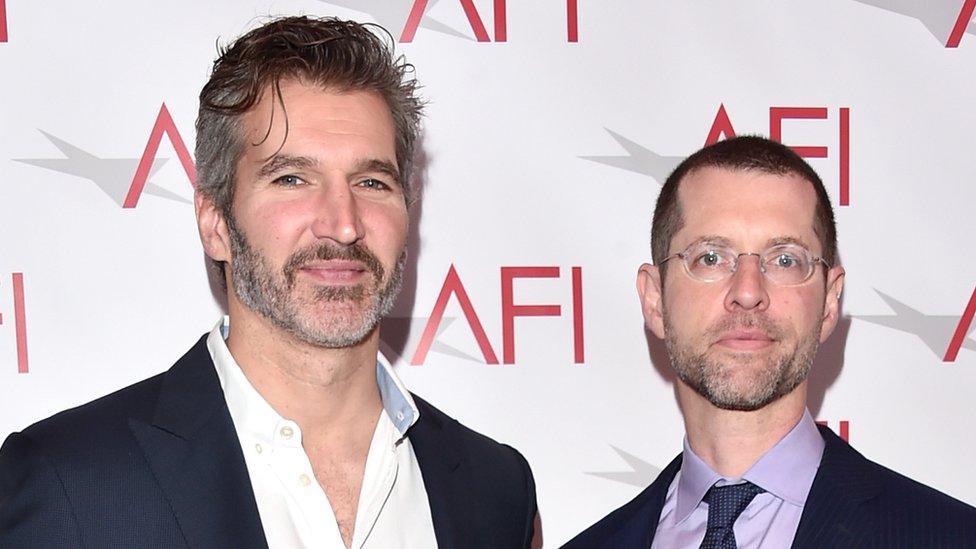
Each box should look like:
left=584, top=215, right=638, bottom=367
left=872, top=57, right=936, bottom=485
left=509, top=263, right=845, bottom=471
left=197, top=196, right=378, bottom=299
left=766, top=236, right=814, bottom=250
left=689, top=235, right=734, bottom=248
left=687, top=235, right=814, bottom=250
left=257, top=154, right=318, bottom=179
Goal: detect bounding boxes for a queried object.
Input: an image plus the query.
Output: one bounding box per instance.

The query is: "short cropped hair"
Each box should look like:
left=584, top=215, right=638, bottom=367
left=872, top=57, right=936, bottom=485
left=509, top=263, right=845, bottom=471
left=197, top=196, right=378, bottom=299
left=651, top=135, right=837, bottom=277
left=195, top=16, right=424, bottom=214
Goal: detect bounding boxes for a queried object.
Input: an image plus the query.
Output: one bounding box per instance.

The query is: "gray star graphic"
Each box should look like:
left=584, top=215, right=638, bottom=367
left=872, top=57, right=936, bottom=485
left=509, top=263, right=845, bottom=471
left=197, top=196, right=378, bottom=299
left=380, top=316, right=484, bottom=364
left=579, top=129, right=684, bottom=184
left=586, top=445, right=662, bottom=488
left=316, top=0, right=473, bottom=41
left=14, top=131, right=191, bottom=207
left=851, top=0, right=976, bottom=44
left=853, top=289, right=976, bottom=359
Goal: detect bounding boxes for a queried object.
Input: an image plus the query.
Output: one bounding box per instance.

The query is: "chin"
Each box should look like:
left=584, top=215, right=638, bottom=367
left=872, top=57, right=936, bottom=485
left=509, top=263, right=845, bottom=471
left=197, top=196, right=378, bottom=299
left=693, top=366, right=783, bottom=409
left=290, top=320, right=378, bottom=348
left=706, top=395, right=779, bottom=412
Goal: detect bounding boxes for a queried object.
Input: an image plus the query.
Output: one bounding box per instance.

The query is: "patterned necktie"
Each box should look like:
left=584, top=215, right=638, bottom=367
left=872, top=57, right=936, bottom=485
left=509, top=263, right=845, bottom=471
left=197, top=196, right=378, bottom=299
left=699, top=481, right=764, bottom=549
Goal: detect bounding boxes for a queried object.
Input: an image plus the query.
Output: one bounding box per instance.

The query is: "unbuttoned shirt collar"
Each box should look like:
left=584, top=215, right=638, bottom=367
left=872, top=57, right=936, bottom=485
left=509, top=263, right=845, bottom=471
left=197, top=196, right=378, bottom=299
left=209, top=317, right=420, bottom=442
left=675, top=409, right=825, bottom=524
left=207, top=318, right=436, bottom=548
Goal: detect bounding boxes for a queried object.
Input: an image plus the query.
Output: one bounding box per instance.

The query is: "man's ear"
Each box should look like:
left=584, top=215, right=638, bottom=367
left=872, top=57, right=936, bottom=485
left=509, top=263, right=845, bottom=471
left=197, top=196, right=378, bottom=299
left=819, top=265, right=846, bottom=343
left=637, top=263, right=666, bottom=339
left=195, top=191, right=231, bottom=263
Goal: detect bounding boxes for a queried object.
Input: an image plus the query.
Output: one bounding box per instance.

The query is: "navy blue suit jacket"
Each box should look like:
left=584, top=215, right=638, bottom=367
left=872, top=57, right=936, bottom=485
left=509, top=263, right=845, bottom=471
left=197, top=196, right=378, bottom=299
left=564, top=426, right=976, bottom=548
left=0, top=336, right=537, bottom=548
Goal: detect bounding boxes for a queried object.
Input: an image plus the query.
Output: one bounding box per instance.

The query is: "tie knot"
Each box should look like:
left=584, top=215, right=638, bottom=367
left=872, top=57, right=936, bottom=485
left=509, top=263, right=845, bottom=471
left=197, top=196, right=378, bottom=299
left=703, top=481, right=764, bottom=529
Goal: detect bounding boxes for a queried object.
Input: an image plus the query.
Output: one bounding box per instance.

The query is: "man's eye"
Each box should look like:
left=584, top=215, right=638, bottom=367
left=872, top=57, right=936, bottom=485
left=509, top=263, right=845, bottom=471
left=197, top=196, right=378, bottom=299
left=273, top=175, right=305, bottom=187
left=695, top=251, right=725, bottom=268
left=771, top=253, right=798, bottom=269
left=358, top=178, right=391, bottom=191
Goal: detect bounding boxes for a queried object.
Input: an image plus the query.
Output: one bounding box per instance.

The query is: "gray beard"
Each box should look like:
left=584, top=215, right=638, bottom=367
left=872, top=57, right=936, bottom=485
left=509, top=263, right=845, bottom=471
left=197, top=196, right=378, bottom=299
left=226, top=215, right=404, bottom=348
left=663, top=311, right=820, bottom=411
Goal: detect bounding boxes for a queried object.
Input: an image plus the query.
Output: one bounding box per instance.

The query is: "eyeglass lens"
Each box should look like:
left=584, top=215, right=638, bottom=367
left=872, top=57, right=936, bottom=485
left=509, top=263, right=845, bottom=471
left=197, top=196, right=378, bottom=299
left=683, top=243, right=817, bottom=285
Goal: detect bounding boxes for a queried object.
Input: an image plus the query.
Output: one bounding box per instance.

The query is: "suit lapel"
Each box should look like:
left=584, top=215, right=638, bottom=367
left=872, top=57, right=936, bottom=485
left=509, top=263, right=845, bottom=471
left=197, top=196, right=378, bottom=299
left=128, top=336, right=268, bottom=549
left=408, top=397, right=471, bottom=549
left=567, top=453, right=679, bottom=549
left=642, top=455, right=682, bottom=548
left=791, top=426, right=881, bottom=549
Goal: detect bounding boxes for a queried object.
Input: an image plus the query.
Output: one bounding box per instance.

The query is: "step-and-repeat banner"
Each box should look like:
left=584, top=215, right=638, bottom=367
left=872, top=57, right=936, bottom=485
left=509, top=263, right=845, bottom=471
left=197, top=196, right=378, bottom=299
left=1, top=1, right=974, bottom=545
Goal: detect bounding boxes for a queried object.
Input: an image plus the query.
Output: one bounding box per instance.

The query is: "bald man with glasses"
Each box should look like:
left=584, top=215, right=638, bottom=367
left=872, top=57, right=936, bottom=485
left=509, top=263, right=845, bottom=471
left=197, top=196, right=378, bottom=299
left=564, top=136, right=976, bottom=549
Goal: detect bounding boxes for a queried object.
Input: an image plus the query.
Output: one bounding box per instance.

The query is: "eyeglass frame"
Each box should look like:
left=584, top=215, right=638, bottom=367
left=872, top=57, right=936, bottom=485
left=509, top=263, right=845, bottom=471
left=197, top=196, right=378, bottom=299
left=658, top=239, right=831, bottom=286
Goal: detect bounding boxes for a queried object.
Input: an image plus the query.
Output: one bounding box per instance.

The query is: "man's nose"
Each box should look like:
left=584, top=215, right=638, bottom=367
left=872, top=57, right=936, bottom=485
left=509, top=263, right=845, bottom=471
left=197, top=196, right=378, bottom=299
left=723, top=254, right=770, bottom=312
left=310, top=181, right=364, bottom=245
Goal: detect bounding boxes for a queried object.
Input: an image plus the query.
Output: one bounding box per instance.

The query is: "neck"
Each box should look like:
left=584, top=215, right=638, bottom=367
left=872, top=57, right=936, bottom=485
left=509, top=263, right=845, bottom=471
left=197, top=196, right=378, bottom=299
left=224, top=301, right=383, bottom=437
left=678, top=381, right=807, bottom=478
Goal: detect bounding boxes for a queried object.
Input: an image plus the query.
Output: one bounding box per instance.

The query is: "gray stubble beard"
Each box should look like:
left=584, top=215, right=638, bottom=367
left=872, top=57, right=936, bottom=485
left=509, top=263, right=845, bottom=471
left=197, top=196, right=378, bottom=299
left=226, top=215, right=404, bottom=348
left=663, top=311, right=821, bottom=411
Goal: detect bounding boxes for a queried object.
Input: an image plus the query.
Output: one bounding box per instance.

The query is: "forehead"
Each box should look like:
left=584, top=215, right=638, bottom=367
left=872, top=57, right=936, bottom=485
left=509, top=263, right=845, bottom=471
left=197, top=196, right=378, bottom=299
left=672, top=166, right=820, bottom=251
left=240, top=79, right=396, bottom=160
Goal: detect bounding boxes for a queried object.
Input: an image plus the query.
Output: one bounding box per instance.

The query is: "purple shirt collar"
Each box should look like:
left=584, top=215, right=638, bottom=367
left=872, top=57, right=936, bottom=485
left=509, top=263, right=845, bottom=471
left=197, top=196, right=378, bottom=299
left=675, top=409, right=825, bottom=523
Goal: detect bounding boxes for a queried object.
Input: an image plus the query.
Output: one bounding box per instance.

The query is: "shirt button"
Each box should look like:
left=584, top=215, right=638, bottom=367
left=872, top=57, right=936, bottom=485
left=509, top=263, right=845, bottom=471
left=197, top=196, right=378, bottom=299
left=280, top=426, right=294, bottom=439
left=396, top=411, right=405, bottom=421
left=299, top=474, right=311, bottom=487
left=255, top=443, right=263, bottom=454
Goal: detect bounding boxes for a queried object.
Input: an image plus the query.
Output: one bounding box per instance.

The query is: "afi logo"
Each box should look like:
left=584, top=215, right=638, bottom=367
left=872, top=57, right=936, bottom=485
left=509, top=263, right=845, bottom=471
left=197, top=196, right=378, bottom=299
left=0, top=273, right=29, bottom=373
left=816, top=419, right=851, bottom=442
left=852, top=0, right=976, bottom=48
left=410, top=264, right=585, bottom=365
left=16, top=102, right=195, bottom=208
left=854, top=286, right=976, bottom=362
left=0, top=0, right=8, bottom=43
left=324, top=0, right=580, bottom=43
left=946, top=286, right=976, bottom=361
left=124, top=103, right=196, bottom=208
left=581, top=104, right=852, bottom=205
left=402, top=0, right=580, bottom=42
left=705, top=104, right=852, bottom=205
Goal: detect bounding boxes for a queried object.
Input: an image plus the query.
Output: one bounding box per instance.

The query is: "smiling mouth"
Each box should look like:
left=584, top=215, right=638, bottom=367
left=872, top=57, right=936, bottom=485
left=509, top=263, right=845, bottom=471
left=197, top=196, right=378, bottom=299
left=298, top=260, right=370, bottom=285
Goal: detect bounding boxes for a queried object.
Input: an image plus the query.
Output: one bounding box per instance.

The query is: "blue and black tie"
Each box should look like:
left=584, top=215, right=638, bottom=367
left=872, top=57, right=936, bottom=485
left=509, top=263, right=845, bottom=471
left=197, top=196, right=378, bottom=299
left=699, top=481, right=764, bottom=549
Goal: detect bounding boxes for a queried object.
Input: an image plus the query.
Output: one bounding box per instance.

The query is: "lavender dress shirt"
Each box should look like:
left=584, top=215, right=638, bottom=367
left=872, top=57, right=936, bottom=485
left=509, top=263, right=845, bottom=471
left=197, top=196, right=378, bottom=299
left=650, top=410, right=825, bottom=548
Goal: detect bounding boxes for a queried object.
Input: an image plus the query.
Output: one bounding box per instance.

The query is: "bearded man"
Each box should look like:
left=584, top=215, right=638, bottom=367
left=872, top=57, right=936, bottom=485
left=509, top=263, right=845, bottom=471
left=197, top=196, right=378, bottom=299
left=564, top=136, right=976, bottom=548
left=0, top=17, right=536, bottom=549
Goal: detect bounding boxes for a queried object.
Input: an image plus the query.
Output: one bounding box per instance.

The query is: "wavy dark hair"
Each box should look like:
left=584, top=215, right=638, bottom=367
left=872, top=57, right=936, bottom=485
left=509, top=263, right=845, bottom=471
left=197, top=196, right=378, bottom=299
left=195, top=16, right=424, bottom=281
left=196, top=15, right=424, bottom=211
left=652, top=135, right=837, bottom=278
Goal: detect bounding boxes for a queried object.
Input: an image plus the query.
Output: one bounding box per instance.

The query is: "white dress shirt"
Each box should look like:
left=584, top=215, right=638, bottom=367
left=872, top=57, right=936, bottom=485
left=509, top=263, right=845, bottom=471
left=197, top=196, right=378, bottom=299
left=207, top=320, right=437, bottom=549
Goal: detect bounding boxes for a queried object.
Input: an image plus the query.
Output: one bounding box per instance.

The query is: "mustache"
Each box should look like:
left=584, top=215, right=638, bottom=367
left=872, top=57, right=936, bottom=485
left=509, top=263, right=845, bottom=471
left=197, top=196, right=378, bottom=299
left=282, top=242, right=385, bottom=287
left=706, top=313, right=787, bottom=341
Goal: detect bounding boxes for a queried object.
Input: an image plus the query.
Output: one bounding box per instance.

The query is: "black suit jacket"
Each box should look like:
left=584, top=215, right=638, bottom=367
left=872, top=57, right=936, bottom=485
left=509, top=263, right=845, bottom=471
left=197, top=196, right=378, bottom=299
left=0, top=336, right=536, bottom=548
left=564, top=425, right=976, bottom=548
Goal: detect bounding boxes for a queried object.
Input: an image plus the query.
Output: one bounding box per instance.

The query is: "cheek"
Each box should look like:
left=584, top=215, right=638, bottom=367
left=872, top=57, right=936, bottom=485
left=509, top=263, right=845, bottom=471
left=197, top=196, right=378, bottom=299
left=664, top=282, right=722, bottom=337
left=771, top=289, right=825, bottom=335
left=363, top=204, right=408, bottom=253
left=237, top=200, right=309, bottom=251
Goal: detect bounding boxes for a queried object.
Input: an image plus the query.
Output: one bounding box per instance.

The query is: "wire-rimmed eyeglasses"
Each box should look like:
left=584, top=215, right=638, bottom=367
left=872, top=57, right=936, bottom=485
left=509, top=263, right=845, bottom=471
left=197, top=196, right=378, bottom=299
left=660, top=241, right=830, bottom=286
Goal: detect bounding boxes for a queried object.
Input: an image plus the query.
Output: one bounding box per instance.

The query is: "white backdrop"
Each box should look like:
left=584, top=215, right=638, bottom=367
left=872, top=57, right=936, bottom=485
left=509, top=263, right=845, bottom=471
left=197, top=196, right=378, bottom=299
left=1, top=1, right=975, bottom=545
